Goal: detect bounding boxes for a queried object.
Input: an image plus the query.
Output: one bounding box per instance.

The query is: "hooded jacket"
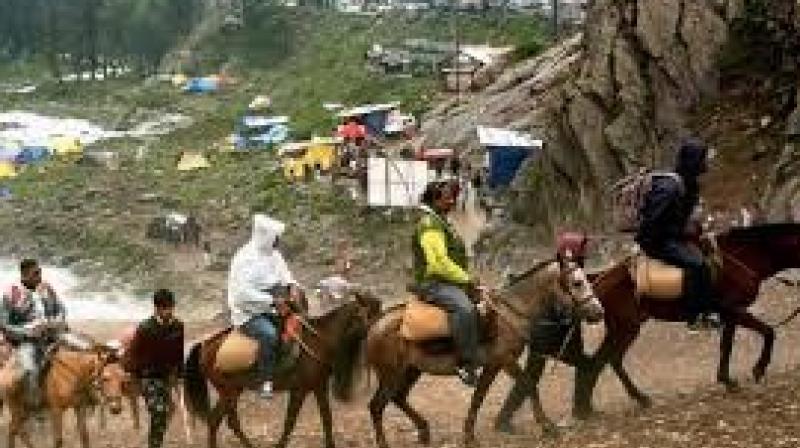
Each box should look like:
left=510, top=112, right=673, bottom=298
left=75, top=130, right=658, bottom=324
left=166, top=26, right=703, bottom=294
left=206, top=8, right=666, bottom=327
left=227, top=214, right=296, bottom=326
left=636, top=139, right=706, bottom=247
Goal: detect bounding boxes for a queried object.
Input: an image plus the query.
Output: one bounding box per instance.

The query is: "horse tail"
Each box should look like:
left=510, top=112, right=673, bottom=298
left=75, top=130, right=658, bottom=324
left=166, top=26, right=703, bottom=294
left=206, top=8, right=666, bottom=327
left=331, top=322, right=367, bottom=402
left=184, top=342, right=210, bottom=420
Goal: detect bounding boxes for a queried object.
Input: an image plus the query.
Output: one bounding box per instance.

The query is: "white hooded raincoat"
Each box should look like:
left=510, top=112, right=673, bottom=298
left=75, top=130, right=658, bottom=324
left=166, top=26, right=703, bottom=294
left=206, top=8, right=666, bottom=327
left=227, top=215, right=296, bottom=326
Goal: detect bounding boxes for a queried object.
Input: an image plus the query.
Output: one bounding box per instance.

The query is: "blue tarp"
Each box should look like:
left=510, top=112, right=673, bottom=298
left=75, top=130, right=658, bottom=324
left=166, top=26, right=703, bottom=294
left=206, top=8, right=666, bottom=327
left=184, top=77, right=218, bottom=93
left=488, top=146, right=531, bottom=188
left=233, top=125, right=290, bottom=150
left=15, top=146, right=51, bottom=165
left=361, top=110, right=390, bottom=137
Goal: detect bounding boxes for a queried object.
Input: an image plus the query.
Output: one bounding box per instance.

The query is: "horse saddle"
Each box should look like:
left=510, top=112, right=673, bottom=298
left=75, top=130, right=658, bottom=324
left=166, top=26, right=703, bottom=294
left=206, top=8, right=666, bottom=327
left=214, top=326, right=301, bottom=375
left=399, top=295, right=496, bottom=349
left=629, top=240, right=722, bottom=301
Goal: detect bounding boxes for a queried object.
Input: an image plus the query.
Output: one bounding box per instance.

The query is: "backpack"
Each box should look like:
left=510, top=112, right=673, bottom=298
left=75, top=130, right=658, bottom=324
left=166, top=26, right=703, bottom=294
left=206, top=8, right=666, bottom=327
left=610, top=169, right=684, bottom=233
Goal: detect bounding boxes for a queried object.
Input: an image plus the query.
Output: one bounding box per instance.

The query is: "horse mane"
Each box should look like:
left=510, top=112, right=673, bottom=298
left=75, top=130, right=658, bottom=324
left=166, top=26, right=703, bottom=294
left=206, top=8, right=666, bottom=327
left=720, top=222, right=800, bottom=244
left=507, top=258, right=557, bottom=287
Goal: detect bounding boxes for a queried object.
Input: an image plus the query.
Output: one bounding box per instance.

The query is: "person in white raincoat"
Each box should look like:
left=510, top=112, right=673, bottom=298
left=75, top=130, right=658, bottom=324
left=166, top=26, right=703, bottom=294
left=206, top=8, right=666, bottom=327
left=227, top=214, right=298, bottom=398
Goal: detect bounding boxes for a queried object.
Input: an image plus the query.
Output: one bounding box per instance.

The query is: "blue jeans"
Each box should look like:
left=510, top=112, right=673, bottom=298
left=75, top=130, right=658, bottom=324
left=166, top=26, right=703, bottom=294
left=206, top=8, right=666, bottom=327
left=421, top=282, right=479, bottom=368
left=241, top=315, right=278, bottom=379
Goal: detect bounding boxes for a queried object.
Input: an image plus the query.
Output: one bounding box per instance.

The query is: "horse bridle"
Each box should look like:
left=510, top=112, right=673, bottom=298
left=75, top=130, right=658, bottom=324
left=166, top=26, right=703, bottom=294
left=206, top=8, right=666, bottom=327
left=555, top=262, right=599, bottom=312
left=490, top=260, right=596, bottom=341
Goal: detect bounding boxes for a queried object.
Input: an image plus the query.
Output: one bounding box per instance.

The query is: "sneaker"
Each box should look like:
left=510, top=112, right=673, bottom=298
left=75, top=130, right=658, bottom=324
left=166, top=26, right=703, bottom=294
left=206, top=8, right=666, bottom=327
left=456, top=366, right=478, bottom=387
left=259, top=381, right=273, bottom=399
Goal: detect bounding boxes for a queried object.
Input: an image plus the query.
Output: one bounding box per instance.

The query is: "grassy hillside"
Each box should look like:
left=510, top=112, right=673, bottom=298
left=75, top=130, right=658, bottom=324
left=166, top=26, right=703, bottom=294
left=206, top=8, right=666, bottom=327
left=0, top=8, right=549, bottom=301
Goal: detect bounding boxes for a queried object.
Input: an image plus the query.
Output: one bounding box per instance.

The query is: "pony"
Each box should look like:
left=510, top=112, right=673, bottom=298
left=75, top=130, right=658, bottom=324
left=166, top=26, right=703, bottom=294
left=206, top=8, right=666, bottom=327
left=0, top=335, right=114, bottom=448
left=495, top=223, right=800, bottom=429
left=184, top=292, right=381, bottom=448
left=365, top=255, right=603, bottom=448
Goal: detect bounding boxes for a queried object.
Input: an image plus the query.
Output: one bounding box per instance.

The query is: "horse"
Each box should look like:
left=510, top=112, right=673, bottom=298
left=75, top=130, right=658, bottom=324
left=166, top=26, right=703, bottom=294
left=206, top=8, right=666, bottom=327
left=0, top=336, right=115, bottom=448
left=365, top=255, right=604, bottom=448
left=495, top=223, right=800, bottom=430
left=97, top=360, right=142, bottom=430
left=183, top=291, right=381, bottom=448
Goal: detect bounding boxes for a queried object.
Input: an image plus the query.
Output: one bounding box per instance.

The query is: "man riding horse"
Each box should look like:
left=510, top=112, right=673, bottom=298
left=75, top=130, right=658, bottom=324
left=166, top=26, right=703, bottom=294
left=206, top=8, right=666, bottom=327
left=636, top=138, right=721, bottom=330
left=413, top=181, right=482, bottom=386
left=227, top=214, right=302, bottom=399
left=0, top=258, right=67, bottom=409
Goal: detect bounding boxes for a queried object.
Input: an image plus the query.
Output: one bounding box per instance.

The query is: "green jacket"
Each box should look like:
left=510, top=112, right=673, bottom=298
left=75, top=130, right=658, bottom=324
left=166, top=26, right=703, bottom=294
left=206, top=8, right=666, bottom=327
left=412, top=207, right=469, bottom=285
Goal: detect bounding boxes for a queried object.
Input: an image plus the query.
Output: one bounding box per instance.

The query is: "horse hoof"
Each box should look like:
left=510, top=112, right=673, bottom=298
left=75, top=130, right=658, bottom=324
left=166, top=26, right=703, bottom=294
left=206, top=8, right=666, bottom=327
left=463, top=437, right=479, bottom=448
left=753, top=366, right=767, bottom=383
left=542, top=423, right=560, bottom=439
left=572, top=407, right=594, bottom=421
left=721, top=379, right=741, bottom=393
left=636, top=395, right=653, bottom=409
left=417, top=427, right=431, bottom=445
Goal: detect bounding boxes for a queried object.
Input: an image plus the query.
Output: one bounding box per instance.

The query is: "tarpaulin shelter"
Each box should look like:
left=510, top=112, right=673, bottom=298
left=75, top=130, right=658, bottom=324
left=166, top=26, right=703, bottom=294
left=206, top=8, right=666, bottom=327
left=279, top=136, right=341, bottom=176
left=233, top=115, right=290, bottom=150
left=0, top=146, right=21, bottom=162
left=477, top=126, right=542, bottom=188
left=15, top=146, right=50, bottom=165
left=337, top=103, right=399, bottom=137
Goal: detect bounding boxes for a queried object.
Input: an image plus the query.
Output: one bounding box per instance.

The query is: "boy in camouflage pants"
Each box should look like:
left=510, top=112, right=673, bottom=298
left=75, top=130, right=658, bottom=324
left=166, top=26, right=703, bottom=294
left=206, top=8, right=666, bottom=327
left=125, top=289, right=184, bottom=448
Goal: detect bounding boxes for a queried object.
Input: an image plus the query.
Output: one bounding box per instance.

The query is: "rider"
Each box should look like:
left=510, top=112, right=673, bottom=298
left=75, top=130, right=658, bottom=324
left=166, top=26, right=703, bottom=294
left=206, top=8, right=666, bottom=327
left=413, top=181, right=481, bottom=386
left=228, top=214, right=300, bottom=399
left=636, top=138, right=721, bottom=330
left=0, top=258, right=67, bottom=408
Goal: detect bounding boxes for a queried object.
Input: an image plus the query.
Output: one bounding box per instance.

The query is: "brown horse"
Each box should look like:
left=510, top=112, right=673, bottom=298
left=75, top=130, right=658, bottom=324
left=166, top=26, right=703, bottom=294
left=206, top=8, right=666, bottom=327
left=184, top=292, right=381, bottom=448
left=0, top=336, right=114, bottom=448
left=97, top=360, right=141, bottom=429
left=365, top=256, right=603, bottom=448
left=496, top=223, right=800, bottom=429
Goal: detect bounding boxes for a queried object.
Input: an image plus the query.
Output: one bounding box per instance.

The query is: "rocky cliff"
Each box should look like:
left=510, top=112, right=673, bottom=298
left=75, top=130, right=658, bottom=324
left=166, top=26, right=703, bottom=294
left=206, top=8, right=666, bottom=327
left=421, top=0, right=799, bottom=230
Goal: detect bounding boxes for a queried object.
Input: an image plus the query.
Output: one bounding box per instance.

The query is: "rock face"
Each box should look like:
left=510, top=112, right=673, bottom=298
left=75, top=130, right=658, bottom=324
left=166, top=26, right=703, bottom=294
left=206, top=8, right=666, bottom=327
left=420, top=0, right=737, bottom=229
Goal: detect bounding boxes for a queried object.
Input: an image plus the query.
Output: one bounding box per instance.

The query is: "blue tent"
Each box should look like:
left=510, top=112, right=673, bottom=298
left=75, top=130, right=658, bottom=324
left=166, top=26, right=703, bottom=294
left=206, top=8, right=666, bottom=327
left=15, top=146, right=51, bottom=165
left=184, top=77, right=218, bottom=93
left=477, top=126, right=542, bottom=188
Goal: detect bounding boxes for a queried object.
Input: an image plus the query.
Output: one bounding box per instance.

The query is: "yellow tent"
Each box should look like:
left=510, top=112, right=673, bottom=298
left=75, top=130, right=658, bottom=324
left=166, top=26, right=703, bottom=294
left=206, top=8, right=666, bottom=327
left=0, top=161, right=17, bottom=178
left=171, top=73, right=188, bottom=87
left=304, top=140, right=338, bottom=171
left=176, top=151, right=211, bottom=171
left=51, top=136, right=83, bottom=157
left=283, top=158, right=305, bottom=180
